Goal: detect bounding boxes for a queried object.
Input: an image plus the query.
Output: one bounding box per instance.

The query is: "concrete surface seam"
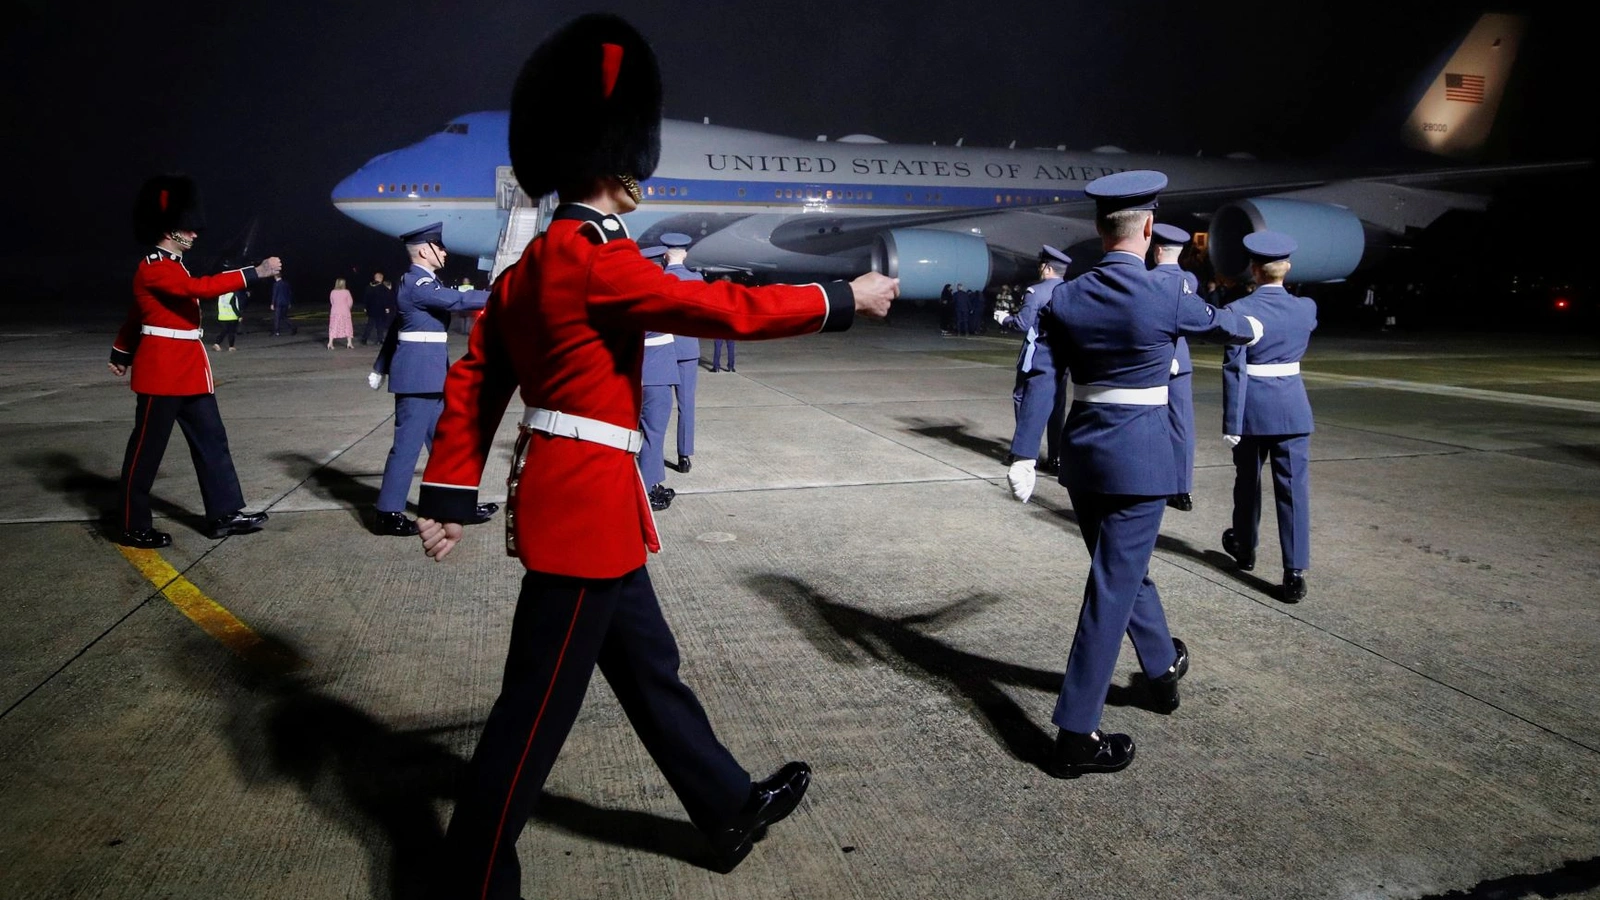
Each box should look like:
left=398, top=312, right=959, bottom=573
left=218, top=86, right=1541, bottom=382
left=742, top=372, right=990, bottom=478
left=0, top=537, right=228, bottom=723
left=1190, top=359, right=1600, bottom=413
left=1150, top=552, right=1600, bottom=759
left=254, top=409, right=395, bottom=515
left=0, top=423, right=351, bottom=723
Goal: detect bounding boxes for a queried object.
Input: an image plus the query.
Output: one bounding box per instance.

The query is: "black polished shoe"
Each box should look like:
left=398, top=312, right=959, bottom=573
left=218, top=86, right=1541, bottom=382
left=1039, top=457, right=1061, bottom=475
left=1222, top=528, right=1255, bottom=571
left=1146, top=638, right=1189, bottom=714
left=678, top=454, right=692, bottom=474
left=1049, top=729, right=1135, bottom=779
left=206, top=510, right=268, bottom=539
left=118, top=527, right=172, bottom=549
left=648, top=483, right=674, bottom=511
left=466, top=502, right=499, bottom=525
left=1283, top=570, right=1307, bottom=603
left=709, top=761, right=811, bottom=873
left=1166, top=492, right=1193, bottom=512
left=374, top=511, right=419, bottom=536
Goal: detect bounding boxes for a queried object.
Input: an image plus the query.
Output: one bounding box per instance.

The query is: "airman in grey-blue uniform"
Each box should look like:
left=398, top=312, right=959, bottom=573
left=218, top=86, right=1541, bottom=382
left=1028, top=171, right=1263, bottom=778
left=995, top=245, right=1071, bottom=481
left=637, top=242, right=679, bottom=510
left=661, top=232, right=703, bottom=475
left=370, top=222, right=497, bottom=535
left=1151, top=223, right=1199, bottom=512
left=1220, top=231, right=1318, bottom=602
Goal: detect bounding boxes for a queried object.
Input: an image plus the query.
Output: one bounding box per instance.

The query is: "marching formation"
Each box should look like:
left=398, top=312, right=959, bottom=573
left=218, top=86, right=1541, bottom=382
left=104, top=12, right=1316, bottom=898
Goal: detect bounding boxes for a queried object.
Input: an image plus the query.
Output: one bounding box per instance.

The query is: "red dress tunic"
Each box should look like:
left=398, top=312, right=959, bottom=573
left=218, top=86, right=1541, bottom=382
left=111, top=250, right=257, bottom=395
left=419, top=206, right=852, bottom=579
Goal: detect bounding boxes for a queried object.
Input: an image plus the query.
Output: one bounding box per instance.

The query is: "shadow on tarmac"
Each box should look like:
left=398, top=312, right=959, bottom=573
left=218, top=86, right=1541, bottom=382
left=531, top=794, right=712, bottom=869
left=15, top=449, right=208, bottom=537
left=1027, top=495, right=1289, bottom=602
left=173, top=630, right=468, bottom=900
left=749, top=574, right=1157, bottom=773
left=1412, top=853, right=1600, bottom=899
left=902, top=417, right=1013, bottom=464
left=175, top=628, right=721, bottom=898
left=897, top=416, right=1292, bottom=602
left=271, top=451, right=378, bottom=529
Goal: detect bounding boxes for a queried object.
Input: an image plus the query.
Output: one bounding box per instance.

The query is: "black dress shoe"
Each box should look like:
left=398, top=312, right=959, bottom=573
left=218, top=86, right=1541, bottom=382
left=206, top=510, right=268, bottom=539
left=1049, top=729, right=1135, bottom=779
left=1283, top=570, right=1307, bottom=602
left=1222, top=528, right=1255, bottom=571
left=648, top=484, right=674, bottom=511
left=1040, top=457, right=1061, bottom=474
left=1146, top=637, right=1189, bottom=713
left=709, top=761, right=811, bottom=873
left=678, top=454, right=692, bottom=474
left=118, top=528, right=172, bottom=549
left=374, top=511, right=419, bottom=536
left=466, top=502, right=499, bottom=525
left=1166, top=493, right=1193, bottom=512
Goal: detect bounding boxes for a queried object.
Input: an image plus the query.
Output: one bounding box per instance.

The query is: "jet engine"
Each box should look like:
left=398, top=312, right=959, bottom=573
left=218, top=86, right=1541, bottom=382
left=871, top=229, right=992, bottom=300
left=1208, top=198, right=1366, bottom=284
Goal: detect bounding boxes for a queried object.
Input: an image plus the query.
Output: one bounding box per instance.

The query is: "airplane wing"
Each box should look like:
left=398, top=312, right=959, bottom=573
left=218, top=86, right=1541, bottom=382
left=1159, top=159, right=1590, bottom=235
left=764, top=157, right=1589, bottom=258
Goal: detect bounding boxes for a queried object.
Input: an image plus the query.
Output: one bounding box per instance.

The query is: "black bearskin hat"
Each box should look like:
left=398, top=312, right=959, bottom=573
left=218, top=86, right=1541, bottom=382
left=133, top=174, right=207, bottom=245
left=509, top=14, right=662, bottom=198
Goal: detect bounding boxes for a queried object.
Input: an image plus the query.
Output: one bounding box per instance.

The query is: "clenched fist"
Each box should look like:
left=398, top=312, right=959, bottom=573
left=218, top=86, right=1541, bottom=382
left=849, top=272, right=899, bottom=320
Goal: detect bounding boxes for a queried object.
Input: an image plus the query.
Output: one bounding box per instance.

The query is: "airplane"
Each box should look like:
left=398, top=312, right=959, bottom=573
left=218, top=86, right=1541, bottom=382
left=331, top=12, right=1585, bottom=300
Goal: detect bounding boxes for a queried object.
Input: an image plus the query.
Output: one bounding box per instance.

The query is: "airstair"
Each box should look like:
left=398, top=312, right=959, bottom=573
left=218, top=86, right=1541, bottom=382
left=489, top=166, right=558, bottom=283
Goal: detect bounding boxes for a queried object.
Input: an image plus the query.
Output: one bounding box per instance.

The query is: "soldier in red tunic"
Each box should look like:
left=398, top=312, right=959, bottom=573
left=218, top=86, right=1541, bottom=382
left=109, top=175, right=282, bottom=548
left=411, top=15, right=896, bottom=898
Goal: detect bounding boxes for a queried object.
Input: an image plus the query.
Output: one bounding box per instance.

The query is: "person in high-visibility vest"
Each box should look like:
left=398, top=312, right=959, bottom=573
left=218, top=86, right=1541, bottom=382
left=212, top=289, right=241, bottom=351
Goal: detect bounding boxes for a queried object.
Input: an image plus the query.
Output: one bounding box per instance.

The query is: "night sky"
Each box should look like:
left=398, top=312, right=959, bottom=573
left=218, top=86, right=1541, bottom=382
left=1, top=0, right=1591, bottom=311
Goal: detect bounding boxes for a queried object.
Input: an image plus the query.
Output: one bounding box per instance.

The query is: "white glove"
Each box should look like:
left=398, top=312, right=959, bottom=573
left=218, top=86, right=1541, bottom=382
left=993, top=308, right=1009, bottom=326
left=1006, top=458, right=1037, bottom=503
left=367, top=371, right=384, bottom=390
left=1244, top=315, right=1264, bottom=346
left=1223, top=434, right=1241, bottom=447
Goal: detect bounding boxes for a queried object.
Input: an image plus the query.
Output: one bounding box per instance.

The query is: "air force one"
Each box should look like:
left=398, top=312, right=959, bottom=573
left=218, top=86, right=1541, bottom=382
left=332, top=13, right=1582, bottom=299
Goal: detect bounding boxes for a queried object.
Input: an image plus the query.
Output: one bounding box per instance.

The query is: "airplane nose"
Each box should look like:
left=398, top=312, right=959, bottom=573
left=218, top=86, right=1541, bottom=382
left=331, top=169, right=366, bottom=205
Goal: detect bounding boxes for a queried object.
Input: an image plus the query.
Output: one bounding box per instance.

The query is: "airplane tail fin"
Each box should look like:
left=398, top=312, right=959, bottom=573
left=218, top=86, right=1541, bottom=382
left=1398, top=13, right=1526, bottom=160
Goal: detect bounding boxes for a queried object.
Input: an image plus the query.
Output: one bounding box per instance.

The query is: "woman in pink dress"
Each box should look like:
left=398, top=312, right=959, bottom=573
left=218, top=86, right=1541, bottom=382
left=327, top=278, right=355, bottom=349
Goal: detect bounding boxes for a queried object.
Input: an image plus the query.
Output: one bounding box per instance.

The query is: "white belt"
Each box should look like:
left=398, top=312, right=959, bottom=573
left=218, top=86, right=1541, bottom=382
left=644, top=333, right=676, bottom=347
left=1246, top=362, right=1301, bottom=376
left=520, top=407, right=644, bottom=454
left=140, top=325, right=201, bottom=340
left=399, top=331, right=449, bottom=343
left=1073, top=384, right=1169, bottom=406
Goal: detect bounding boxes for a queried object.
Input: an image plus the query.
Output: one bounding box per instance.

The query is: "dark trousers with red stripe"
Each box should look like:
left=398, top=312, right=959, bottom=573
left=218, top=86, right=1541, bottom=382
left=119, top=392, right=245, bottom=532
left=436, top=565, right=751, bottom=900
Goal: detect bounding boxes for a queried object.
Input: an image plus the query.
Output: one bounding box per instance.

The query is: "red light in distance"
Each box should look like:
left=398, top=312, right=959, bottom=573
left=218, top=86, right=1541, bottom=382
left=1554, top=298, right=1570, bottom=310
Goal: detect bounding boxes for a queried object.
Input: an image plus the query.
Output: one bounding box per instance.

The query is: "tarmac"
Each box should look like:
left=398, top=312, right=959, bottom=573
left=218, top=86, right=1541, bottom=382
left=1, top=306, right=1597, bottom=900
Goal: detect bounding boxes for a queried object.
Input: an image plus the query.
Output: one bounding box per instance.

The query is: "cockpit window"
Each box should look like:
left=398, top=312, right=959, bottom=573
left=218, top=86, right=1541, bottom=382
left=443, top=123, right=469, bottom=135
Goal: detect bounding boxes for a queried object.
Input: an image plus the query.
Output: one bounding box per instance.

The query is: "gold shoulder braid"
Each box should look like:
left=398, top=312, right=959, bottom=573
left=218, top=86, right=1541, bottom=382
left=617, top=173, right=643, bottom=204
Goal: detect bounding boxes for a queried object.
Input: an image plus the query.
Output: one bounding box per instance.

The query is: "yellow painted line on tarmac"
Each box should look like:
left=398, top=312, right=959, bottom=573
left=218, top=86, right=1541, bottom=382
left=116, top=545, right=307, bottom=673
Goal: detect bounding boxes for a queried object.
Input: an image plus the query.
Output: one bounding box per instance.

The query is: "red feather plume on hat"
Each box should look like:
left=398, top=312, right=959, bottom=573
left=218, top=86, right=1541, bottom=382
left=132, top=174, right=206, bottom=245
